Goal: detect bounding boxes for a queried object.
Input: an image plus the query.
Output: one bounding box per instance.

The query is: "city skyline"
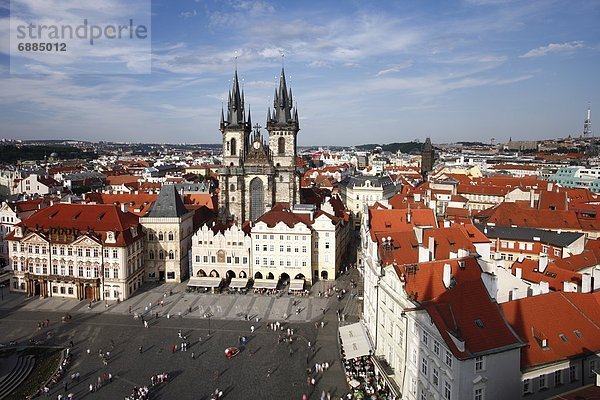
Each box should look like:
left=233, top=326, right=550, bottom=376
left=0, top=0, right=599, bottom=145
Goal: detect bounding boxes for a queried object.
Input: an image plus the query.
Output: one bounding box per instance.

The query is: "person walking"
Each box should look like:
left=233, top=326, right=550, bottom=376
left=144, top=320, right=148, bottom=328
left=139, top=346, right=143, bottom=354
left=192, top=352, right=195, bottom=360
left=250, top=325, right=255, bottom=333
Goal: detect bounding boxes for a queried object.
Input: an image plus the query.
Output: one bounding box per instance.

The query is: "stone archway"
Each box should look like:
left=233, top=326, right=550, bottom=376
left=197, top=269, right=207, bottom=277
left=294, top=273, right=305, bottom=280
left=209, top=269, right=220, bottom=278
left=321, top=270, right=329, bottom=280
left=267, top=272, right=274, bottom=280
left=254, top=272, right=263, bottom=279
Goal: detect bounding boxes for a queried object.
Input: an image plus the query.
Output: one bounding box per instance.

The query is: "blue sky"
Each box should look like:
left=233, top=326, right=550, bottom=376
left=0, top=0, right=599, bottom=146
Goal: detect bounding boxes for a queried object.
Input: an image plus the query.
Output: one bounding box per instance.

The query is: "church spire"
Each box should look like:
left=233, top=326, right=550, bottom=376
left=225, top=68, right=246, bottom=127
left=271, top=67, right=295, bottom=125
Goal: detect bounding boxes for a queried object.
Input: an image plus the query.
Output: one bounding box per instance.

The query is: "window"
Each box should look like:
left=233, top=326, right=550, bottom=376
left=113, top=249, right=118, bottom=258
left=554, top=370, right=562, bottom=386
left=542, top=245, right=549, bottom=254
left=263, top=245, right=268, bottom=251
left=256, top=244, right=260, bottom=252
left=68, top=287, right=73, bottom=295
left=421, top=357, right=428, bottom=376
left=113, top=268, right=119, bottom=279
left=105, top=268, right=110, bottom=278
left=474, top=388, right=484, bottom=400
left=168, top=232, right=174, bottom=241
left=539, top=374, right=547, bottom=390
left=475, top=356, right=485, bottom=372
left=255, top=258, right=260, bottom=265
left=325, top=242, right=330, bottom=249
left=432, top=368, right=439, bottom=387
left=243, top=257, right=247, bottom=264
left=68, top=266, right=73, bottom=276
left=411, top=348, right=417, bottom=364
left=590, top=360, right=597, bottom=377
left=93, top=249, right=99, bottom=257
left=158, top=232, right=164, bottom=241
left=444, top=381, right=452, bottom=400
left=85, top=249, right=91, bottom=257
left=104, top=249, right=109, bottom=258
left=554, top=249, right=561, bottom=257
left=422, top=331, right=429, bottom=346
left=302, top=246, right=307, bottom=253
left=52, top=265, right=58, bottom=275
left=434, top=340, right=440, bottom=356
left=149, top=232, right=154, bottom=241
left=569, top=365, right=577, bottom=382
left=77, top=248, right=83, bottom=257
left=523, top=379, right=531, bottom=394
left=169, top=251, right=174, bottom=260
left=78, top=266, right=83, bottom=277
left=269, top=245, right=274, bottom=252
left=280, top=245, right=284, bottom=252
left=445, top=350, right=453, bottom=368
left=52, top=246, right=57, bottom=255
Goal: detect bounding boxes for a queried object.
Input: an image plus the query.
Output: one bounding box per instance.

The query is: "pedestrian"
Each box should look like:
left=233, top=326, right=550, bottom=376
left=86, top=348, right=90, bottom=356
left=267, top=368, right=272, bottom=378
left=89, top=383, right=94, bottom=393
left=178, top=330, right=182, bottom=338
left=308, top=341, right=311, bottom=348
left=139, top=346, right=143, bottom=354
left=250, top=325, right=255, bottom=333
left=192, top=352, right=195, bottom=360
left=321, top=321, right=325, bottom=328
left=128, top=305, right=132, bottom=313
left=108, top=373, right=112, bottom=382
left=144, top=320, right=148, bottom=328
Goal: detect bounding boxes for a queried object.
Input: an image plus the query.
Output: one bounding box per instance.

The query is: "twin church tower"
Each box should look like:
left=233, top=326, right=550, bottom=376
left=218, top=68, right=300, bottom=223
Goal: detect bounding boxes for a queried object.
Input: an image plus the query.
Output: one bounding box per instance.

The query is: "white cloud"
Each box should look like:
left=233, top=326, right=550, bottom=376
left=232, top=1, right=275, bottom=16
left=180, top=10, right=197, bottom=18
left=520, top=41, right=584, bottom=58
left=376, top=61, right=413, bottom=76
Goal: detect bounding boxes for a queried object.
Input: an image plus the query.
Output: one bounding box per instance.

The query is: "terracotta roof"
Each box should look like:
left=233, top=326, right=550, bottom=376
left=369, top=208, right=436, bottom=240
left=422, top=279, right=523, bottom=359
left=184, top=194, right=217, bottom=210
left=500, top=291, right=600, bottom=370
left=84, top=193, right=157, bottom=216
left=376, top=231, right=419, bottom=266
left=510, top=258, right=581, bottom=291
left=255, top=208, right=313, bottom=228
left=550, top=249, right=600, bottom=273
left=423, top=226, right=476, bottom=260
left=393, top=257, right=482, bottom=303
left=537, top=190, right=567, bottom=211
left=457, top=184, right=509, bottom=196
left=105, top=175, right=140, bottom=186
left=474, top=202, right=585, bottom=231
left=7, top=203, right=141, bottom=246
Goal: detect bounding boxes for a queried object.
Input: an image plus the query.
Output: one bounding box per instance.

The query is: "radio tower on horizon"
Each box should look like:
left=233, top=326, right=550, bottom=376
left=583, top=104, right=592, bottom=139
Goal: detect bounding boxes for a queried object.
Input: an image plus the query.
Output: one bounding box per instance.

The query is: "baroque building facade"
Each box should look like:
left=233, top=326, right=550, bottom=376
left=218, top=68, right=300, bottom=223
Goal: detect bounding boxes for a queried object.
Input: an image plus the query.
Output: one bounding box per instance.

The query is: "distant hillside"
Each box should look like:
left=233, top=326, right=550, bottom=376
left=356, top=142, right=423, bottom=154
left=0, top=144, right=96, bottom=163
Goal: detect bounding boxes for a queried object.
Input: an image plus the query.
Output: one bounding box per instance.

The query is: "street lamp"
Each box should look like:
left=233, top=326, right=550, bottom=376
left=204, top=311, right=214, bottom=336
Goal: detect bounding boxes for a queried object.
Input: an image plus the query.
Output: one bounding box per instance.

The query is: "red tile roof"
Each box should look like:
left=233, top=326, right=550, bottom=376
left=510, top=258, right=582, bottom=291
left=369, top=208, right=436, bottom=240
left=423, top=226, right=476, bottom=260
left=6, top=203, right=141, bottom=246
left=84, top=193, right=157, bottom=216
left=500, top=291, right=600, bottom=370
left=394, top=257, right=482, bottom=303
left=422, top=279, right=523, bottom=359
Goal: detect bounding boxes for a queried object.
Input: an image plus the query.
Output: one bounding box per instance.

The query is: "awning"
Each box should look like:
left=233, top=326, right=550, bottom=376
left=253, top=279, right=277, bottom=290
left=229, top=278, right=249, bottom=288
left=290, top=279, right=305, bottom=291
left=339, top=322, right=372, bottom=360
left=188, top=277, right=222, bottom=288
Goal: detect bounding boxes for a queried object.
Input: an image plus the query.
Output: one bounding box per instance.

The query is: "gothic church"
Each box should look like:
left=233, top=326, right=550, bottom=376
left=218, top=68, right=300, bottom=222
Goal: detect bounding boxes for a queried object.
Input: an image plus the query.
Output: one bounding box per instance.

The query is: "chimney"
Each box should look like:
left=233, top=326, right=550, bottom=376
left=515, top=267, right=522, bottom=279
left=443, top=219, right=450, bottom=228
left=540, top=281, right=550, bottom=294
left=513, top=288, right=520, bottom=300
left=530, top=189, right=535, bottom=208
left=418, top=245, right=430, bottom=263
left=121, top=203, right=128, bottom=213
left=414, top=226, right=423, bottom=245
left=428, top=236, right=436, bottom=261
left=406, top=211, right=411, bottom=224
left=548, top=182, right=553, bottom=192
left=582, top=274, right=592, bottom=294
left=593, top=269, right=600, bottom=291
left=531, top=284, right=541, bottom=296
left=481, top=272, right=498, bottom=300
left=443, top=263, right=451, bottom=288
left=564, top=282, right=577, bottom=292
left=538, top=254, right=549, bottom=273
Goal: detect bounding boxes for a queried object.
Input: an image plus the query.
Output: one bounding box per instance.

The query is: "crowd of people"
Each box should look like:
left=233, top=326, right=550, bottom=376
left=124, top=385, right=149, bottom=400
left=340, top=354, right=396, bottom=400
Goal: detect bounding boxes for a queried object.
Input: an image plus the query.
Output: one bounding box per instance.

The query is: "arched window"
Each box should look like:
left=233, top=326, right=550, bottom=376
left=158, top=232, right=164, bottom=241
left=169, top=251, right=174, bottom=260
left=249, top=177, right=265, bottom=222
left=168, top=232, right=174, bottom=241
left=230, top=184, right=235, bottom=192
left=159, top=250, right=164, bottom=260
left=230, top=138, right=236, bottom=156
left=149, top=250, right=154, bottom=260
left=278, top=137, right=285, bottom=155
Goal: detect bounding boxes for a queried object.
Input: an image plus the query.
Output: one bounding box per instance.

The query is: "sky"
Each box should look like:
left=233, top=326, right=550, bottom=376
left=0, top=0, right=599, bottom=146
